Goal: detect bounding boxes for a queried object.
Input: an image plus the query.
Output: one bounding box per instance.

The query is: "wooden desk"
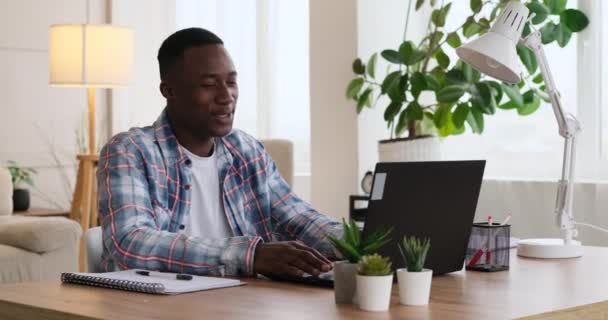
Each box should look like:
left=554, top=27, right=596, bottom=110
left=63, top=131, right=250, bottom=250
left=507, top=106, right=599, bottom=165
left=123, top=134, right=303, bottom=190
left=0, top=247, right=607, bottom=320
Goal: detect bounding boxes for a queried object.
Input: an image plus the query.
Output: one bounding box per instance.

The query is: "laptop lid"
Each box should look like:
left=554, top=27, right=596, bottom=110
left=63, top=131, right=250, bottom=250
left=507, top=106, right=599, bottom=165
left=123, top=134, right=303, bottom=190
left=362, top=160, right=485, bottom=275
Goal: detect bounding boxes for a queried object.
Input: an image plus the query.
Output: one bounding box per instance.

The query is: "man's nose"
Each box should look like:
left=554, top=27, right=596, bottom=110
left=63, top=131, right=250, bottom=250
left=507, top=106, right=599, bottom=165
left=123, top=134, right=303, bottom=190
left=216, top=82, right=235, bottom=104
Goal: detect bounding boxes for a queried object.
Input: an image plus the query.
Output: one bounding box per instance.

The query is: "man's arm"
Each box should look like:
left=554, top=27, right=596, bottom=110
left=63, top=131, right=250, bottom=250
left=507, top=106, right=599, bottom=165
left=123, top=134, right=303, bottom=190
left=97, top=136, right=261, bottom=276
left=261, top=145, right=344, bottom=259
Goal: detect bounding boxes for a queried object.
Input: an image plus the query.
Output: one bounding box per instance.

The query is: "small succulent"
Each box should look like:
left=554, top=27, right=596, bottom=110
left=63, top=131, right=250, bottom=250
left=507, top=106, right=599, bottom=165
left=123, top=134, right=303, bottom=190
left=358, top=254, right=393, bottom=276
left=327, top=218, right=393, bottom=263
left=6, top=160, right=37, bottom=189
left=398, top=236, right=431, bottom=272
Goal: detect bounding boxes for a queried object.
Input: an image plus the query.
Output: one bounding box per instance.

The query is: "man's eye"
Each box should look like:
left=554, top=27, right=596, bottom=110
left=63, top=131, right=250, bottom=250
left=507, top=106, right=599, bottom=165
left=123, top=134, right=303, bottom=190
left=201, top=83, right=215, bottom=87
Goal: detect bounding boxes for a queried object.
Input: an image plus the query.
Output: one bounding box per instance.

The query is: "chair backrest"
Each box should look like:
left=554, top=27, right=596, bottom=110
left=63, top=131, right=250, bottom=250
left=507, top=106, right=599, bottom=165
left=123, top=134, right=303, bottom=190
left=0, top=168, right=12, bottom=215
left=85, top=226, right=104, bottom=273
left=260, top=139, right=294, bottom=187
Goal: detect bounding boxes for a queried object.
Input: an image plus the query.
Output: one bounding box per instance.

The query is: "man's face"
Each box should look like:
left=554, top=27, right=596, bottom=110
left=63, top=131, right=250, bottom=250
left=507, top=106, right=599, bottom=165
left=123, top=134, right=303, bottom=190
left=162, top=44, right=238, bottom=138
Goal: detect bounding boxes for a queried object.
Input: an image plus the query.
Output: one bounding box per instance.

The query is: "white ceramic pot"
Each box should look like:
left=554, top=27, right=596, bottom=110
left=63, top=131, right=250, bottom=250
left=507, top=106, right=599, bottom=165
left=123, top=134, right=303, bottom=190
left=378, top=136, right=442, bottom=162
left=333, top=261, right=358, bottom=304
left=396, top=268, right=433, bottom=305
left=356, top=274, right=393, bottom=312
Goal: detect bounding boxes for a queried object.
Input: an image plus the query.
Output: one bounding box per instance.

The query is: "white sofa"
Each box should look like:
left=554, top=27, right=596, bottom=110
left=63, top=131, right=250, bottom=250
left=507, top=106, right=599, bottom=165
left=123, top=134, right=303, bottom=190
left=0, top=167, right=81, bottom=284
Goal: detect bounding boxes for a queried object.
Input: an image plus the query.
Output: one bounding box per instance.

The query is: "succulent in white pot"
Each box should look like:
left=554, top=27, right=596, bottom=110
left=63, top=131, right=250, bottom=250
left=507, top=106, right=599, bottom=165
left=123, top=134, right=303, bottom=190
left=327, top=219, right=393, bottom=304
left=356, top=254, right=394, bottom=312
left=397, top=236, right=432, bottom=305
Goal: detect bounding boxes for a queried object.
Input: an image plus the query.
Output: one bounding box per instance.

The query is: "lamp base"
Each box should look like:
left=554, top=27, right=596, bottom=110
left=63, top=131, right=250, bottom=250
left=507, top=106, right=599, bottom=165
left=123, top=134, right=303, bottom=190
left=517, top=238, right=583, bottom=259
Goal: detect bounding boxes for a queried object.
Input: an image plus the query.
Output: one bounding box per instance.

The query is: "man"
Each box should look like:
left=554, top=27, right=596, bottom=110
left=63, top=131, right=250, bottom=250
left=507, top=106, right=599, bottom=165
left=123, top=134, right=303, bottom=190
left=97, top=28, right=343, bottom=278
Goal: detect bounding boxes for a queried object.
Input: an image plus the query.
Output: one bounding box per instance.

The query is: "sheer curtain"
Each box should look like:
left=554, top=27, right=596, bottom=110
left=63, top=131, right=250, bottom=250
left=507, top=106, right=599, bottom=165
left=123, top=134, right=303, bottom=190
left=175, top=0, right=311, bottom=175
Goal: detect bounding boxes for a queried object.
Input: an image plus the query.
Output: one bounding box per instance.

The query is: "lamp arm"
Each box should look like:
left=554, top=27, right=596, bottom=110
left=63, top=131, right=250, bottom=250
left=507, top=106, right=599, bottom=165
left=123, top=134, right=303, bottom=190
left=521, top=31, right=581, bottom=242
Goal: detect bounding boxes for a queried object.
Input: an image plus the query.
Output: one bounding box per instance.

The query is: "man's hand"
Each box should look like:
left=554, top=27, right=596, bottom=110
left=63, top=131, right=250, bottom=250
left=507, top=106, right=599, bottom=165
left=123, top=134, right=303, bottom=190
left=253, top=241, right=333, bottom=278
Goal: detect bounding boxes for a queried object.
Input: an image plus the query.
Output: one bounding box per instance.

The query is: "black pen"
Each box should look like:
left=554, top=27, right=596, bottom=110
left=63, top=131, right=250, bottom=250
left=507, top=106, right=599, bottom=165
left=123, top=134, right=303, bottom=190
left=135, top=270, right=192, bottom=281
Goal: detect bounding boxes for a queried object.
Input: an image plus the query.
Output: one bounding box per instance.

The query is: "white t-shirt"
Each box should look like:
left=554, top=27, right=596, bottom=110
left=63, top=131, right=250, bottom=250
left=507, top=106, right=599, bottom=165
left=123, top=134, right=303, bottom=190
left=181, top=146, right=232, bottom=239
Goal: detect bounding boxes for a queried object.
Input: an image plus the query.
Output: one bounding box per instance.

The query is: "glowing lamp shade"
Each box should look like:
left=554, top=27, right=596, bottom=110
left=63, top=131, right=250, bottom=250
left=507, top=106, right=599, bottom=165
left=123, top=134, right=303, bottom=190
left=49, top=24, right=133, bottom=88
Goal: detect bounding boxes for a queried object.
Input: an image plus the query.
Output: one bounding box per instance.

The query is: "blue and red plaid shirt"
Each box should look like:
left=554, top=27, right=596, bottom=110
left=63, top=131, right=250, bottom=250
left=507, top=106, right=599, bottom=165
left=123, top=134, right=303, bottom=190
left=97, top=109, right=343, bottom=276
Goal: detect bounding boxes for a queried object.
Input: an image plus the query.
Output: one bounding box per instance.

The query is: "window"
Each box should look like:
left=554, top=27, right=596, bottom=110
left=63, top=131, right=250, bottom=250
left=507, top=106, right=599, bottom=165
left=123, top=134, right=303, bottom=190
left=440, top=0, right=585, bottom=180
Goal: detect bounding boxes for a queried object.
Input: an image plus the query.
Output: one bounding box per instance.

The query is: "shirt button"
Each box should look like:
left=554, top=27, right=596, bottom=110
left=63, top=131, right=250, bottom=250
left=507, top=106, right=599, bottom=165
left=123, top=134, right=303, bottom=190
left=184, top=184, right=191, bottom=191
left=184, top=159, right=192, bottom=167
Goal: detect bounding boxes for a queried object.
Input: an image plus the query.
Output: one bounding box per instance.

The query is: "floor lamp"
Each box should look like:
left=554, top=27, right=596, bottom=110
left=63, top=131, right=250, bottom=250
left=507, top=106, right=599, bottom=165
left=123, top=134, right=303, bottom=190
left=49, top=24, right=133, bottom=270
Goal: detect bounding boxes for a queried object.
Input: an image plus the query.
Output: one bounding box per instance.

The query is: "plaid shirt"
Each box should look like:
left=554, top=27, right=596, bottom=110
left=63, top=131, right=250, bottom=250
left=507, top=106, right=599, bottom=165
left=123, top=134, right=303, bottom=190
left=97, top=110, right=342, bottom=276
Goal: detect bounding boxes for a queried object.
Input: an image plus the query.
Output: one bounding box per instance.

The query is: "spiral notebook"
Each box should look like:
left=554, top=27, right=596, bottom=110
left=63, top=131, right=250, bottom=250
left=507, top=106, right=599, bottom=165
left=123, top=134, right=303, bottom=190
left=61, top=269, right=243, bottom=295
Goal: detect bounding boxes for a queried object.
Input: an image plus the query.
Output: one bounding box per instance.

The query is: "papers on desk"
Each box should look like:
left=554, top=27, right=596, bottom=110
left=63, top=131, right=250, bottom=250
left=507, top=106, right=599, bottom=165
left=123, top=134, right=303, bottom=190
left=61, top=269, right=243, bottom=295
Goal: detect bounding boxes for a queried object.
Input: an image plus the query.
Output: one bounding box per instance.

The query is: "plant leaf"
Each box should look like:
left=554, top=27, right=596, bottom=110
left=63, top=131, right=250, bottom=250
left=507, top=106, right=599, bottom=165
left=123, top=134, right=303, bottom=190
left=463, top=62, right=480, bottom=83
left=540, top=22, right=557, bottom=44
left=517, top=43, right=537, bottom=74
left=467, top=105, right=484, bottom=134
left=487, top=81, right=503, bottom=104
left=366, top=53, right=377, bottom=78
left=384, top=102, right=402, bottom=122
left=446, top=69, right=466, bottom=85
left=544, top=0, right=567, bottom=15
left=435, top=49, right=450, bottom=69
left=560, top=9, right=589, bottom=32
left=463, top=19, right=482, bottom=38
left=381, top=71, right=401, bottom=95
left=425, top=74, right=440, bottom=90
left=518, top=92, right=541, bottom=115
left=437, top=85, right=465, bottom=103
left=346, top=78, right=364, bottom=99
left=446, top=32, right=462, bottom=48
left=554, top=23, right=572, bottom=47
left=352, top=58, right=365, bottom=75
left=406, top=100, right=424, bottom=121
left=395, top=110, right=409, bottom=136
left=381, top=49, right=403, bottom=64
left=433, top=104, right=452, bottom=128
left=416, top=0, right=425, bottom=10
left=357, top=88, right=372, bottom=114
left=470, top=0, right=482, bottom=13
left=410, top=72, right=427, bottom=98
left=527, top=2, right=550, bottom=25
left=453, top=103, right=470, bottom=128
left=501, top=84, right=524, bottom=108
left=473, top=82, right=496, bottom=115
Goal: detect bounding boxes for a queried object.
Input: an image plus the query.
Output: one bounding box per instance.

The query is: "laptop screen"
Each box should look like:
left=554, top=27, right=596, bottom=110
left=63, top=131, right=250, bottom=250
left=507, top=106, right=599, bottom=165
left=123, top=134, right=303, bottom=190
left=362, top=161, right=486, bottom=275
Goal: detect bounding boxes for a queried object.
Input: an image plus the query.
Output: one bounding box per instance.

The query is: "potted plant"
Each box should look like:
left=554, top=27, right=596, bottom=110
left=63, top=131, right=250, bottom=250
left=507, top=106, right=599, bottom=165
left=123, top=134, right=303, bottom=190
left=397, top=236, right=432, bottom=305
left=6, top=160, right=37, bottom=212
left=327, top=219, right=392, bottom=304
left=346, top=0, right=589, bottom=162
left=356, top=254, right=394, bottom=312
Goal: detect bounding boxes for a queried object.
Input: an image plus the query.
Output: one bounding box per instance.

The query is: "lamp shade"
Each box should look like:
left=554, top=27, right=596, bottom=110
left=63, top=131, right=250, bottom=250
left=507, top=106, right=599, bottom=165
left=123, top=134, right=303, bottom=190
left=49, top=24, right=133, bottom=88
left=456, top=1, right=529, bottom=84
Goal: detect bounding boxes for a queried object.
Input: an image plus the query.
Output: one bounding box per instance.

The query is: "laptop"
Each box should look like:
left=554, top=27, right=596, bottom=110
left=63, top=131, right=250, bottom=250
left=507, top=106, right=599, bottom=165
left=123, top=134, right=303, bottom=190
left=272, top=160, right=485, bottom=287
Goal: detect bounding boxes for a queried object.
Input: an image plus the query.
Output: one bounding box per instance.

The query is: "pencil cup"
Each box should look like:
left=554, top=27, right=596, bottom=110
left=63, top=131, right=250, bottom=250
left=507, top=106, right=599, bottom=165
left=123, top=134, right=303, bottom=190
left=465, top=222, right=510, bottom=272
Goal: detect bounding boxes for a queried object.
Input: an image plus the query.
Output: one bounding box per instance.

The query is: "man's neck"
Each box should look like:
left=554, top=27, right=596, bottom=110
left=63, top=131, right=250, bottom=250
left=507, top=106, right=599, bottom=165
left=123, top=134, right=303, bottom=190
left=166, top=110, right=215, bottom=157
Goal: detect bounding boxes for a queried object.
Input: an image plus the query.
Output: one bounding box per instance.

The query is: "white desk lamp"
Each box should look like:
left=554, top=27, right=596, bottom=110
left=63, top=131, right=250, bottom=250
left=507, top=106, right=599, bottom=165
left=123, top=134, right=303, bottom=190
left=456, top=1, right=583, bottom=258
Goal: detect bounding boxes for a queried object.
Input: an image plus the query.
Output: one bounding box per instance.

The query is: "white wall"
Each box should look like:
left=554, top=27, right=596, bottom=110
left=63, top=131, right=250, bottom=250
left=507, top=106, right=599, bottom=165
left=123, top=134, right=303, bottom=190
left=356, top=0, right=430, bottom=189
left=109, top=0, right=176, bottom=134
left=0, top=0, right=108, bottom=210
left=309, top=0, right=359, bottom=219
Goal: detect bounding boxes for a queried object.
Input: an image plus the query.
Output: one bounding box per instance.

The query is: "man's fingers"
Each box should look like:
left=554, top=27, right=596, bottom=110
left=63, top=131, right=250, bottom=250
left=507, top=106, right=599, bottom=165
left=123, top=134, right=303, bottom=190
left=291, top=241, right=332, bottom=267
left=287, top=254, right=321, bottom=276
left=282, top=265, right=305, bottom=277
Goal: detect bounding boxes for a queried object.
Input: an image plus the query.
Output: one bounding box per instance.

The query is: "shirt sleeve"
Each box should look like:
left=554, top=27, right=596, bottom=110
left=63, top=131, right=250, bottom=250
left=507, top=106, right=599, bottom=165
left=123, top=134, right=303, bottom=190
left=97, top=136, right=262, bottom=276
left=261, top=144, right=344, bottom=259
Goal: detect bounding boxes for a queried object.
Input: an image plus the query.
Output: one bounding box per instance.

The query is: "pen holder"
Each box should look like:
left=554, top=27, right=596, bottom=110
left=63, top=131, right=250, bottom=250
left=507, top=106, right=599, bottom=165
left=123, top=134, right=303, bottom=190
left=465, top=222, right=510, bottom=272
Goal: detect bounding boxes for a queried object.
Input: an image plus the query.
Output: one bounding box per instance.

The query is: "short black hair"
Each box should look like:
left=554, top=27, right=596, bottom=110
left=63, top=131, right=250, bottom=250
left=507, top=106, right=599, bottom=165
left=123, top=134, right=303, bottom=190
left=157, top=27, right=224, bottom=80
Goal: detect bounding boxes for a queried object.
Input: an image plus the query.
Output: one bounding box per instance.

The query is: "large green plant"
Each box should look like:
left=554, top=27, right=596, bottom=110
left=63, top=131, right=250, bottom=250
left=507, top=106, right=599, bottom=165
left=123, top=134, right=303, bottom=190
left=346, top=0, right=589, bottom=139
left=327, top=219, right=393, bottom=263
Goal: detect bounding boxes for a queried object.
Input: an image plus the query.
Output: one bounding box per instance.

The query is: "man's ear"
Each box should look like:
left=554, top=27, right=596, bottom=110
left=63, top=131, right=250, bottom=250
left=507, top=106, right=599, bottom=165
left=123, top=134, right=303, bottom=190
left=160, top=82, right=174, bottom=99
